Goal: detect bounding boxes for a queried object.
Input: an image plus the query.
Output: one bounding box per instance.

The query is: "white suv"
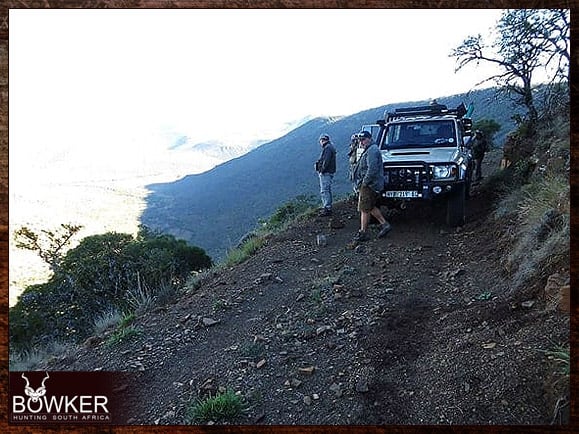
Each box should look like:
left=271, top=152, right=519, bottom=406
left=360, top=103, right=474, bottom=226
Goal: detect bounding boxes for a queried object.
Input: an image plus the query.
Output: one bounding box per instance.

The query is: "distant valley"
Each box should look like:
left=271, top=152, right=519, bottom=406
left=8, top=116, right=312, bottom=305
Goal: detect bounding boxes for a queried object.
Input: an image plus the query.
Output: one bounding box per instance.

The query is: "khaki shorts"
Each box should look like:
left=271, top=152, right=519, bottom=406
left=358, top=185, right=379, bottom=212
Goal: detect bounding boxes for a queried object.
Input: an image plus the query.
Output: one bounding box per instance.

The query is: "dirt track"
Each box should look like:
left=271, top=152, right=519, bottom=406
left=49, top=150, right=569, bottom=425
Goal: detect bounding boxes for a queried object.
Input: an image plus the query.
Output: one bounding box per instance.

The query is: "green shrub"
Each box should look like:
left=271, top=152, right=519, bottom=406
left=9, top=280, right=86, bottom=350
left=105, top=313, right=139, bottom=347
left=10, top=227, right=212, bottom=352
left=546, top=344, right=570, bottom=376
left=185, top=389, right=245, bottom=423
left=260, top=194, right=317, bottom=231
left=222, top=236, right=266, bottom=267
left=105, top=325, right=140, bottom=347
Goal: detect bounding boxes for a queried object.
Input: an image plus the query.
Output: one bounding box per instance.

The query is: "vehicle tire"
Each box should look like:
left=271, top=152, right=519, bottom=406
left=446, top=183, right=466, bottom=227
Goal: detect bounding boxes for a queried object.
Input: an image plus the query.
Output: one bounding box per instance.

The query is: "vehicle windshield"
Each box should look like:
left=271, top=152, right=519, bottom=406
left=382, top=120, right=456, bottom=149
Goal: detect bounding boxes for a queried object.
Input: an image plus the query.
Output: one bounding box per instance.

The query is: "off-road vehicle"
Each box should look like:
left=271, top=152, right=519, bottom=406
left=359, top=102, right=474, bottom=226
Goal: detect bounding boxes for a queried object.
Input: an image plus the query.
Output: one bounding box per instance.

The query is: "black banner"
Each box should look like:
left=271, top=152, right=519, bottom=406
left=9, top=371, right=136, bottom=425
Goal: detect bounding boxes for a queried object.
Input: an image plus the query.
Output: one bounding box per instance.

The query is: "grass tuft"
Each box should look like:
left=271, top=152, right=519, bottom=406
left=223, top=236, right=266, bottom=268
left=545, top=344, right=570, bottom=376
left=105, top=313, right=140, bottom=347
left=93, top=307, right=123, bottom=335
left=9, top=340, right=74, bottom=371
left=184, top=269, right=213, bottom=293
left=494, top=171, right=569, bottom=293
left=185, top=389, right=245, bottom=423
left=127, top=285, right=156, bottom=315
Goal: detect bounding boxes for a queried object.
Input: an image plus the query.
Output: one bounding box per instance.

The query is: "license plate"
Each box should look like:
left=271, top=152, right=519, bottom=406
left=384, top=191, right=420, bottom=198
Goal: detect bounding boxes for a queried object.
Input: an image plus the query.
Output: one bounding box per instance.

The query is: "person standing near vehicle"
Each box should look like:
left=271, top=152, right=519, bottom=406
left=314, top=133, right=336, bottom=217
left=472, top=129, right=489, bottom=181
left=347, top=133, right=361, bottom=194
left=352, top=131, right=391, bottom=241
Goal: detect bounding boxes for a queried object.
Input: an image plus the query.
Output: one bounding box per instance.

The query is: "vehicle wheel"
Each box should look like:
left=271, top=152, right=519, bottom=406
left=446, top=183, right=466, bottom=227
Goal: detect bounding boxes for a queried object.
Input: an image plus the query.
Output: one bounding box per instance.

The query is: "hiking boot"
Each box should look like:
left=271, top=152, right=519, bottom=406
left=318, top=208, right=332, bottom=217
left=377, top=222, right=392, bottom=238
left=353, top=230, right=370, bottom=242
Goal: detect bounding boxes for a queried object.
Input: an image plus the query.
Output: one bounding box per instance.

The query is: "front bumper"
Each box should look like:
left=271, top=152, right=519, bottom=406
left=381, top=163, right=465, bottom=201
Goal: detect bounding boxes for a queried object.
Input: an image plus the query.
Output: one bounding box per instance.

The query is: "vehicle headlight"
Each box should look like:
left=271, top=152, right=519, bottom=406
left=431, top=164, right=457, bottom=180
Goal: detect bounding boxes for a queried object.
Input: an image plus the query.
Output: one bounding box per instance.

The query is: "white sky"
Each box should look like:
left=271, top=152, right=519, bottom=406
left=9, top=8, right=504, bottom=174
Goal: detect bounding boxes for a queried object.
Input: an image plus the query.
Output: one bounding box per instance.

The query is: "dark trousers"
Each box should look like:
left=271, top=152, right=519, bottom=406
left=474, top=156, right=484, bottom=180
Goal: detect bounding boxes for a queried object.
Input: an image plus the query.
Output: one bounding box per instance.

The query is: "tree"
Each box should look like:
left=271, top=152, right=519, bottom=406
left=535, top=9, right=570, bottom=83
left=10, top=227, right=213, bottom=350
left=534, top=9, right=570, bottom=120
left=451, top=9, right=570, bottom=127
left=13, top=224, right=83, bottom=272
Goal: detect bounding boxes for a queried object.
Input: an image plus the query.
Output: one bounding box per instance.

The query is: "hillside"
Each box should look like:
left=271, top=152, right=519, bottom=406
left=141, top=88, right=521, bottom=260
left=40, top=149, right=570, bottom=425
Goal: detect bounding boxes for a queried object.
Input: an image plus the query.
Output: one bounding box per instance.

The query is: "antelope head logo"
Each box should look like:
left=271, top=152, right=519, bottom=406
left=21, top=372, right=49, bottom=402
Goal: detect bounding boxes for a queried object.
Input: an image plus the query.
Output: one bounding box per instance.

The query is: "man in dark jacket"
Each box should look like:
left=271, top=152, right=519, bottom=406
left=352, top=131, right=391, bottom=241
left=315, top=134, right=336, bottom=217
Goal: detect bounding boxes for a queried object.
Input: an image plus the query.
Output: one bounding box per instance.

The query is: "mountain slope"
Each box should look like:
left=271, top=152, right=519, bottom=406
left=141, top=88, right=519, bottom=260
left=46, top=150, right=569, bottom=424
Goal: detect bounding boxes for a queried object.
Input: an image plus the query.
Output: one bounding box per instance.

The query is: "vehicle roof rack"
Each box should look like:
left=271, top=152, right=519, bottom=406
left=385, top=103, right=468, bottom=122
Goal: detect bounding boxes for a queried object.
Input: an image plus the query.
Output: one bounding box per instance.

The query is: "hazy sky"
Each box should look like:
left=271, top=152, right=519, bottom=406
left=9, top=9, right=504, bottom=171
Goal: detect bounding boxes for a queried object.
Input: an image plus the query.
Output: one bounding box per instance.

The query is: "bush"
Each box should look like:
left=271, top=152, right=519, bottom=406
left=506, top=175, right=569, bottom=289
left=260, top=194, right=317, bottom=231
left=222, top=236, right=266, bottom=268
left=185, top=389, right=245, bottom=423
left=10, top=227, right=212, bottom=352
left=9, top=281, right=83, bottom=349
left=491, top=109, right=570, bottom=295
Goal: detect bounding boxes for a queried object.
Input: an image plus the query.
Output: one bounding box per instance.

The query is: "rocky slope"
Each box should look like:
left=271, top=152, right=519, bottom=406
left=44, top=150, right=570, bottom=426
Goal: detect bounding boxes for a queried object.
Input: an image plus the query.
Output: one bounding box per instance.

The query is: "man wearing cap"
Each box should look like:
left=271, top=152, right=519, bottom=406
left=352, top=131, right=391, bottom=241
left=315, top=134, right=336, bottom=217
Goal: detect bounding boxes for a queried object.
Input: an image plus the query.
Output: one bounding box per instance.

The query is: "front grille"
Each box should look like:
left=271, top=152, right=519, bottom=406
left=384, top=165, right=429, bottom=190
